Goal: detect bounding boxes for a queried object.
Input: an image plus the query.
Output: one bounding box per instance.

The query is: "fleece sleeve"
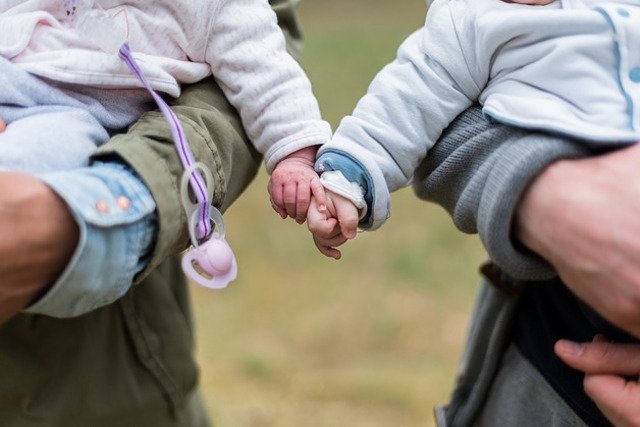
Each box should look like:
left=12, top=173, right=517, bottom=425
left=205, top=0, right=331, bottom=173
left=418, top=105, right=592, bottom=280
left=317, top=1, right=485, bottom=230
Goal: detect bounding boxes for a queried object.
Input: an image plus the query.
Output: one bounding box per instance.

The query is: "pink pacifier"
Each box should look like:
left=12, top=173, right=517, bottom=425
left=180, top=163, right=238, bottom=289
left=181, top=229, right=238, bottom=289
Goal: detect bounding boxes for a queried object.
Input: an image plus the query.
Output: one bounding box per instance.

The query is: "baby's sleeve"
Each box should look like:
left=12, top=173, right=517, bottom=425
left=317, top=0, right=484, bottom=230
left=204, top=0, right=331, bottom=173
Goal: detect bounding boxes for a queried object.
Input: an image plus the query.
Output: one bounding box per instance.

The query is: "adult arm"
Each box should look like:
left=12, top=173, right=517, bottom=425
left=0, top=172, right=78, bottom=325
left=425, top=106, right=640, bottom=427
left=423, top=105, right=640, bottom=338
left=420, top=105, right=590, bottom=279
left=515, top=144, right=640, bottom=338
left=0, top=0, right=301, bottom=323
left=0, top=76, right=260, bottom=323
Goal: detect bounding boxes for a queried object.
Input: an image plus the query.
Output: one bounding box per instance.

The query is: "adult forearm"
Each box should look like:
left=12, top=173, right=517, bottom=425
left=516, top=144, right=640, bottom=338
left=421, top=105, right=590, bottom=280
left=425, top=106, right=640, bottom=337
left=0, top=173, right=78, bottom=324
left=0, top=1, right=302, bottom=320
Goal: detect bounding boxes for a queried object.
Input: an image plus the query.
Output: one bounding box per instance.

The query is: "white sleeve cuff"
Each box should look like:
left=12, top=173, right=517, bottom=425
left=319, top=170, right=368, bottom=219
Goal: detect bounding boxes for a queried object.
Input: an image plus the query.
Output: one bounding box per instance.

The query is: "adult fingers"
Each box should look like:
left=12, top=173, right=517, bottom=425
left=583, top=373, right=640, bottom=427
left=555, top=337, right=640, bottom=376
left=0, top=118, right=5, bottom=133
left=556, top=335, right=640, bottom=426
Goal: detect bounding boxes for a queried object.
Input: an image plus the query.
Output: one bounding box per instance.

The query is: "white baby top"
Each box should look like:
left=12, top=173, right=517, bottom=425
left=318, top=0, right=640, bottom=229
left=0, top=0, right=331, bottom=171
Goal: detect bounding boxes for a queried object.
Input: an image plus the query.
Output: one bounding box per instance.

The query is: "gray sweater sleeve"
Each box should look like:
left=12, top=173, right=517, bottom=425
left=417, top=105, right=591, bottom=280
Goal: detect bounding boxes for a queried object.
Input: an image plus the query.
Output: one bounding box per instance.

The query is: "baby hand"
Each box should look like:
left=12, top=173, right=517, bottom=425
left=307, top=190, right=359, bottom=259
left=268, top=147, right=326, bottom=224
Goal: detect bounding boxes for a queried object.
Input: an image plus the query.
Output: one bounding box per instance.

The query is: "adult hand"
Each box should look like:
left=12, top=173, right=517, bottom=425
left=555, top=336, right=640, bottom=427
left=516, top=143, right=640, bottom=338
left=0, top=173, right=79, bottom=325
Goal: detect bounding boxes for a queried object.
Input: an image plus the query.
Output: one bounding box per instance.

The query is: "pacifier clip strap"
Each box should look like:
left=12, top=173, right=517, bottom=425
left=118, top=43, right=211, bottom=238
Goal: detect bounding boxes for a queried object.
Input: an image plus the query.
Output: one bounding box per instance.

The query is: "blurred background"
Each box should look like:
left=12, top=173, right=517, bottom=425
left=192, top=1, right=487, bottom=425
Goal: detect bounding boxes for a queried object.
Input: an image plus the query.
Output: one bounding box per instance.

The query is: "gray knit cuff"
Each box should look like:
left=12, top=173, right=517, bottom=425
left=478, top=134, right=590, bottom=280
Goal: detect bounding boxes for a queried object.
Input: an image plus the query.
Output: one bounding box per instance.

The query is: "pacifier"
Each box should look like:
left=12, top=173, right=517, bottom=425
left=180, top=163, right=237, bottom=289
left=181, top=228, right=238, bottom=289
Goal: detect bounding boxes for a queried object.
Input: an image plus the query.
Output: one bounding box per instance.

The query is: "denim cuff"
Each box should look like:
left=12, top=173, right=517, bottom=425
left=25, top=162, right=157, bottom=317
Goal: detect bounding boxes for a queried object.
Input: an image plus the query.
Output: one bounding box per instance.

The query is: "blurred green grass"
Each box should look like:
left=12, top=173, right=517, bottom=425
left=192, top=1, right=487, bottom=426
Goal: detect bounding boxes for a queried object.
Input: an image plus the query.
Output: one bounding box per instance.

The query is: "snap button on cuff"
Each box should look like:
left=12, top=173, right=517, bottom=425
left=96, top=200, right=110, bottom=214
left=116, top=196, right=131, bottom=211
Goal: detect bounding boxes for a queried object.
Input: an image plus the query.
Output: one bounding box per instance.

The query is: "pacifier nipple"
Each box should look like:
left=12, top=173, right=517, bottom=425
left=199, top=239, right=234, bottom=276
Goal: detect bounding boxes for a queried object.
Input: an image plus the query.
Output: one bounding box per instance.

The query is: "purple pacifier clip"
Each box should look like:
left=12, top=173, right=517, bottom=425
left=119, top=43, right=237, bottom=288
left=118, top=43, right=210, bottom=238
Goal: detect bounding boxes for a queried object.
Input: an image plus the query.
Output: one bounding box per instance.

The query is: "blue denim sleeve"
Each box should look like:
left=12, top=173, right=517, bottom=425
left=315, top=150, right=375, bottom=228
left=24, top=162, right=158, bottom=318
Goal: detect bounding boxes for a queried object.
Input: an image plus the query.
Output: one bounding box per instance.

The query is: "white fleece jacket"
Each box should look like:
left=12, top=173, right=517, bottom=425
left=318, top=0, right=640, bottom=229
